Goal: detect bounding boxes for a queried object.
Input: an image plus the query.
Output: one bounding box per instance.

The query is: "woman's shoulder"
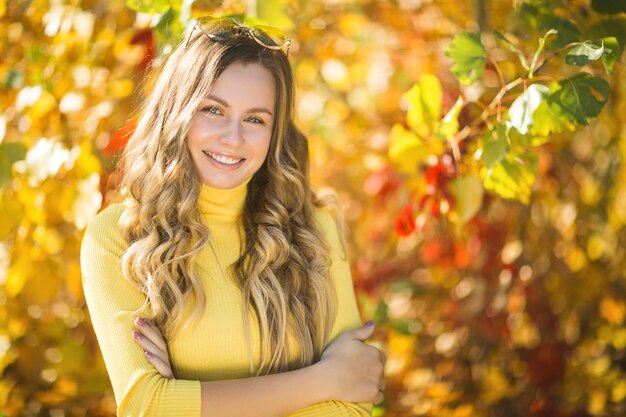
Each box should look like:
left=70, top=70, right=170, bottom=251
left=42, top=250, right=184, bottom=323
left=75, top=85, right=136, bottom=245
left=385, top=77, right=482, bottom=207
left=312, top=204, right=346, bottom=248
left=86, top=202, right=127, bottom=232
left=82, top=203, right=130, bottom=253
left=312, top=204, right=338, bottom=231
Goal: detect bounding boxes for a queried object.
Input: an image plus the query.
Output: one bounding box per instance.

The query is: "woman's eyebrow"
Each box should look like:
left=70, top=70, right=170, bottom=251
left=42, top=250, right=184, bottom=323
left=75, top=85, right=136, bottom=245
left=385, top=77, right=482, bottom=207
left=206, top=94, right=274, bottom=116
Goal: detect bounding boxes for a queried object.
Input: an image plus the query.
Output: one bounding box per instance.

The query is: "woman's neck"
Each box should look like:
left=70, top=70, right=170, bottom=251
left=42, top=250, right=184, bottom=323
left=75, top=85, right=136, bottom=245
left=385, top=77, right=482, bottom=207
left=197, top=180, right=249, bottom=217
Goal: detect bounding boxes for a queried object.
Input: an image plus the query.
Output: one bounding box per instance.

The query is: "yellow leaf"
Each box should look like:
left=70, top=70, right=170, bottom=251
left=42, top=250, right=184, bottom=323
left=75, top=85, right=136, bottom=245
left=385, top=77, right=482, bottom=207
left=5, top=255, right=30, bottom=297
left=338, top=14, right=368, bottom=36
left=404, top=74, right=442, bottom=138
left=481, top=367, right=511, bottom=404
left=0, top=0, right=6, bottom=18
left=0, top=193, right=23, bottom=239
left=427, top=139, right=446, bottom=156
left=0, top=375, right=15, bottom=406
left=33, top=226, right=64, bottom=255
left=588, top=389, right=606, bottom=416
left=113, top=36, right=145, bottom=66
left=424, top=382, right=450, bottom=399
left=586, top=234, right=605, bottom=261
left=599, top=296, right=625, bottom=325
left=54, top=377, right=78, bottom=397
left=388, top=124, right=428, bottom=174
left=28, top=90, right=56, bottom=119
left=450, top=175, right=483, bottom=225
left=73, top=140, right=102, bottom=177
left=613, top=380, right=626, bottom=403
left=611, top=328, right=626, bottom=349
left=565, top=246, right=588, bottom=273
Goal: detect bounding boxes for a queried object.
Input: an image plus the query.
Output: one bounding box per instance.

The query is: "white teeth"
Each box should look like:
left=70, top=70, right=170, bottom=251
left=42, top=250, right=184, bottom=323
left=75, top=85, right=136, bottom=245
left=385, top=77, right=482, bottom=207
left=205, top=152, right=242, bottom=165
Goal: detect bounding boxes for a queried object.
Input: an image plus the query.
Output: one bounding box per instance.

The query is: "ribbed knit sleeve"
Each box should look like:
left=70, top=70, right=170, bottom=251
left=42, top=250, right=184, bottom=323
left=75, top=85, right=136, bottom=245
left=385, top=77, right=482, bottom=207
left=80, top=204, right=201, bottom=417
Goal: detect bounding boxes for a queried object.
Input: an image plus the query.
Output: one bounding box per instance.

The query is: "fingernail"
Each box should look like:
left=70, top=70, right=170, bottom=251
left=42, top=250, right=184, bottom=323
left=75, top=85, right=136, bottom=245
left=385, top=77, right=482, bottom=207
left=133, top=331, right=143, bottom=340
left=136, top=318, right=144, bottom=326
left=365, top=320, right=375, bottom=326
left=144, top=350, right=152, bottom=358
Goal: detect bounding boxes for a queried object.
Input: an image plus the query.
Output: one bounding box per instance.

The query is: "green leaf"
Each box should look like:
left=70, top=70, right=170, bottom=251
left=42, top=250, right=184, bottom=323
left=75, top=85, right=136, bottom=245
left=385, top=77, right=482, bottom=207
left=404, top=74, right=442, bottom=138
left=0, top=142, right=27, bottom=189
left=590, top=18, right=626, bottom=58
left=530, top=100, right=576, bottom=137
left=481, top=152, right=538, bottom=204
left=435, top=97, right=464, bottom=141
left=3, top=68, right=24, bottom=90
left=451, top=175, right=483, bottom=225
left=445, top=32, right=486, bottom=85
left=596, top=37, right=620, bottom=73
left=126, top=0, right=171, bottom=14
left=481, top=125, right=509, bottom=169
left=509, top=83, right=549, bottom=135
left=592, top=0, right=626, bottom=15
left=153, top=8, right=185, bottom=50
left=388, top=124, right=429, bottom=174
left=566, top=41, right=605, bottom=66
left=493, top=30, right=529, bottom=70
left=548, top=73, right=609, bottom=126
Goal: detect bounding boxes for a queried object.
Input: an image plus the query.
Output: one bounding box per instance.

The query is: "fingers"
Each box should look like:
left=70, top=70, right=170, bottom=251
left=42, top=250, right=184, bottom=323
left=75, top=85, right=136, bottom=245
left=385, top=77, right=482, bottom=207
left=132, top=329, right=166, bottom=361
left=144, top=349, right=174, bottom=379
left=135, top=317, right=168, bottom=353
left=132, top=317, right=174, bottom=379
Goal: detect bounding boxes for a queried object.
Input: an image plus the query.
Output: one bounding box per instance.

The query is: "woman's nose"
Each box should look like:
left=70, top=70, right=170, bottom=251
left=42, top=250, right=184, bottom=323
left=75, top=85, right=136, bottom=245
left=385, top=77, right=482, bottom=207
left=218, top=118, right=244, bottom=146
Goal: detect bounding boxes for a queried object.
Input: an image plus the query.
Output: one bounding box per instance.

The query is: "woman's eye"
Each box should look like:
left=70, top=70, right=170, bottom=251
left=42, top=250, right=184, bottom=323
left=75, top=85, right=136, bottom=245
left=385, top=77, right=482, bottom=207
left=202, top=106, right=222, bottom=115
left=246, top=116, right=264, bottom=124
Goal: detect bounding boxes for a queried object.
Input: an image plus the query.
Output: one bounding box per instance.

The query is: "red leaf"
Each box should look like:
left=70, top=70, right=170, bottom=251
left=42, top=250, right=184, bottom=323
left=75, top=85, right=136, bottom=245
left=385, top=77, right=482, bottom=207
left=394, top=204, right=416, bottom=237
left=104, top=118, right=136, bottom=156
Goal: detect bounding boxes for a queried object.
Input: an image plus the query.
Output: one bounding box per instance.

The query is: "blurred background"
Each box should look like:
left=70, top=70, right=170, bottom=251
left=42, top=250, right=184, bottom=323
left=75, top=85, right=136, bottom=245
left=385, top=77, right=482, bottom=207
left=1, top=0, right=626, bottom=416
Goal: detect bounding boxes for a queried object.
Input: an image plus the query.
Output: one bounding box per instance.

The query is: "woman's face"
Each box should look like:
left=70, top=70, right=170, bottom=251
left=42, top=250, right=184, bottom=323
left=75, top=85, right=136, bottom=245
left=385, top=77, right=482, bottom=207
left=187, top=61, right=276, bottom=190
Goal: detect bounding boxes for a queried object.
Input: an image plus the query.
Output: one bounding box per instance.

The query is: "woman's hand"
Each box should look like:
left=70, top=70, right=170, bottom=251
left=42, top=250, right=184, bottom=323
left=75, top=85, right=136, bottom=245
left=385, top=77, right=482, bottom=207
left=132, top=317, right=174, bottom=379
left=316, top=321, right=386, bottom=405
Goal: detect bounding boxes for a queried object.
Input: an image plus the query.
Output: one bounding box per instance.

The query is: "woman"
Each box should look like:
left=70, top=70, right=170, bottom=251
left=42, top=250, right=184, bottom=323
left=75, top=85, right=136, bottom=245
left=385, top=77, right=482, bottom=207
left=81, top=16, right=385, bottom=417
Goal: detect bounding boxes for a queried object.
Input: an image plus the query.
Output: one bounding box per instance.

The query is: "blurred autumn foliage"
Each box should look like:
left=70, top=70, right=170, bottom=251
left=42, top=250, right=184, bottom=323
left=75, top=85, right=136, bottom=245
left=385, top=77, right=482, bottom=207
left=1, top=0, right=626, bottom=416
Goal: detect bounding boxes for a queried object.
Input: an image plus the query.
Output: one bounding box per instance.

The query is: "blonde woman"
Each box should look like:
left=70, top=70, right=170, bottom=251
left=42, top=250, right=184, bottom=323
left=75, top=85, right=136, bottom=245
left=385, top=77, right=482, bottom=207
left=81, top=16, right=385, bottom=417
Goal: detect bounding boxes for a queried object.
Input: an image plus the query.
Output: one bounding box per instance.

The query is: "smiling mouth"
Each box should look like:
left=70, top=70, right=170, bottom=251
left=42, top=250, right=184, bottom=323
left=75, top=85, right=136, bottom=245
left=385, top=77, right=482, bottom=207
left=203, top=151, right=244, bottom=166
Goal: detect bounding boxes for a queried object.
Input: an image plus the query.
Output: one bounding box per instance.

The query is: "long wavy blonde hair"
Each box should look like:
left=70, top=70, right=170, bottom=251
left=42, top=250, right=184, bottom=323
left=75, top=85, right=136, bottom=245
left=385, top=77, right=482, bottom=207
left=117, top=28, right=339, bottom=375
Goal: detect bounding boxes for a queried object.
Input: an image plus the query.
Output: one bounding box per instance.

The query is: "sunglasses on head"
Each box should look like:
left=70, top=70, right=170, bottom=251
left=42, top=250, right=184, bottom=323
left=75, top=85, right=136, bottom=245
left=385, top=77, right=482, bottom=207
left=184, top=15, right=291, bottom=56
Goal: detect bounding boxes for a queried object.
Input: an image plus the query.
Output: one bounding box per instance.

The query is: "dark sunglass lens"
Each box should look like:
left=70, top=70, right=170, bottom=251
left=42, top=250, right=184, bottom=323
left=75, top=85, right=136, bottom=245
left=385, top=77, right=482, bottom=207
left=197, top=17, right=239, bottom=40
left=250, top=26, right=288, bottom=48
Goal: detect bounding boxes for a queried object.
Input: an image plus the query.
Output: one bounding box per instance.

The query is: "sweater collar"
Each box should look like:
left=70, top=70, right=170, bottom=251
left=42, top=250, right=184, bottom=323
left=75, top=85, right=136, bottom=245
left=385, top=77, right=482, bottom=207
left=198, top=179, right=249, bottom=217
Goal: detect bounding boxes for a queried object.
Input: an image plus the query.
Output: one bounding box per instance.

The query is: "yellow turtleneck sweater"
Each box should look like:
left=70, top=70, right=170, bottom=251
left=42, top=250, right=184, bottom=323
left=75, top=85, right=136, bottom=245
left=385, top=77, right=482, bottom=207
left=80, top=181, right=372, bottom=417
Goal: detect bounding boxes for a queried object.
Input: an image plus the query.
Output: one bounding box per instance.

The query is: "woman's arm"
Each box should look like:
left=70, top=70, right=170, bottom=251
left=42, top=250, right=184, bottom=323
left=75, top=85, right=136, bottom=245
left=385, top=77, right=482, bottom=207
left=81, top=205, right=201, bottom=416
left=134, top=317, right=384, bottom=417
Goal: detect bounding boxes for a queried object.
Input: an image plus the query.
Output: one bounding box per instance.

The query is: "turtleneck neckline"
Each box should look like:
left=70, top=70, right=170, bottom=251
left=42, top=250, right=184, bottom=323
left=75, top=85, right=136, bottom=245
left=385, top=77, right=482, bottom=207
left=198, top=179, right=249, bottom=217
